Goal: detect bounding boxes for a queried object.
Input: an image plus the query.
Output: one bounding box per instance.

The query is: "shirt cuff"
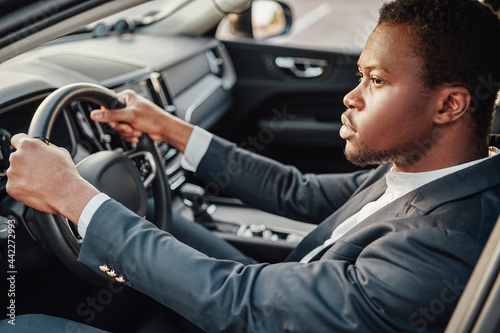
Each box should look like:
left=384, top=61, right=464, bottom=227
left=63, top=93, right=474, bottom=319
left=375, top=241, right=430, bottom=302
left=181, top=126, right=213, bottom=172
left=77, top=193, right=111, bottom=238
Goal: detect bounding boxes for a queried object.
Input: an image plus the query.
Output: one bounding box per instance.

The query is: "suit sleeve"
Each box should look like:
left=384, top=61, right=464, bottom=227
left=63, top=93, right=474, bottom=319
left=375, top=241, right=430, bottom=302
left=195, top=136, right=371, bottom=223
left=78, top=199, right=481, bottom=333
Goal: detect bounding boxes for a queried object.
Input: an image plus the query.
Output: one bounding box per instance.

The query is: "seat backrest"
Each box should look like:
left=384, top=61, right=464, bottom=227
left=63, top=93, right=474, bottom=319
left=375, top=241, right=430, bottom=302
left=444, top=215, right=500, bottom=333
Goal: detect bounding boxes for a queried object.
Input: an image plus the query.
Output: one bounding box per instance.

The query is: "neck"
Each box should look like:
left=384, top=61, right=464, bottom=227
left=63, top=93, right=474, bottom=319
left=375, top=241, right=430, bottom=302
left=393, top=142, right=488, bottom=173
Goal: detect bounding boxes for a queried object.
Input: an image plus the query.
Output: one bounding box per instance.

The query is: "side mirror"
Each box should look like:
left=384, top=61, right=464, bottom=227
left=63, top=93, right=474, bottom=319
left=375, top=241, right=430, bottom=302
left=228, top=0, right=292, bottom=39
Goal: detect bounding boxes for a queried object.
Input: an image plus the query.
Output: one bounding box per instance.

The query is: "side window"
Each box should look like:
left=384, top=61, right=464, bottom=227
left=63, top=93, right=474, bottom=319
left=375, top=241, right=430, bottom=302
left=217, top=0, right=382, bottom=54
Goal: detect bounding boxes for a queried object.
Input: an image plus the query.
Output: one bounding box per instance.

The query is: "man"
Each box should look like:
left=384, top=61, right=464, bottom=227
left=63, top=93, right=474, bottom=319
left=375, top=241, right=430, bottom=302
left=4, top=0, right=500, bottom=332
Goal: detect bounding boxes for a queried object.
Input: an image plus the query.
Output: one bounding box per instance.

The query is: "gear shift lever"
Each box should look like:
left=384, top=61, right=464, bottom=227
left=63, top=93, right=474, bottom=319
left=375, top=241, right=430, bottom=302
left=179, top=183, right=216, bottom=229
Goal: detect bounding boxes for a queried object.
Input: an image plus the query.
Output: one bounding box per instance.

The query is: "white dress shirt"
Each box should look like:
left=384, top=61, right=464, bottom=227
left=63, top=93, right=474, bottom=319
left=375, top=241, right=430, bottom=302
left=77, top=126, right=497, bottom=263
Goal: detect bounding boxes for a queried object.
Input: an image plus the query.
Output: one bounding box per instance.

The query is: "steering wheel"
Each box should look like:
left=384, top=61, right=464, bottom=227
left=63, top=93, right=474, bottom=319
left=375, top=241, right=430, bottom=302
left=28, top=82, right=171, bottom=287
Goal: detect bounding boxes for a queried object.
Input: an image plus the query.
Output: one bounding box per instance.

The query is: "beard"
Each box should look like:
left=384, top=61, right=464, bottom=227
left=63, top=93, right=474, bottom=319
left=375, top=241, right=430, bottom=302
left=344, top=139, right=424, bottom=167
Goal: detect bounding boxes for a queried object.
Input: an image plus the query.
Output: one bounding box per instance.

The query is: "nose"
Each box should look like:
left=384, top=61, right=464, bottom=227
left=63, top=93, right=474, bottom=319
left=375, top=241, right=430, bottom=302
left=343, top=86, right=364, bottom=110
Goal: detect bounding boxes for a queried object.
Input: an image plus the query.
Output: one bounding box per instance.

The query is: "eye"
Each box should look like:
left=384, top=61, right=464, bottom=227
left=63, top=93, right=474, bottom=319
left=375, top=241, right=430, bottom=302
left=370, top=77, right=384, bottom=85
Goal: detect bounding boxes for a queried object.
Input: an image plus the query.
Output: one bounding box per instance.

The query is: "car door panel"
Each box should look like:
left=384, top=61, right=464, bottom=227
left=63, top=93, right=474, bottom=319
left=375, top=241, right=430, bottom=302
left=215, top=41, right=362, bottom=173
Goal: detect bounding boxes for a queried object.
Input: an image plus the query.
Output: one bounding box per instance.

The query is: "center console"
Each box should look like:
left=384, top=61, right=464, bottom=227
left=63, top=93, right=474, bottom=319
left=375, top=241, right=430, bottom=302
left=173, top=183, right=316, bottom=263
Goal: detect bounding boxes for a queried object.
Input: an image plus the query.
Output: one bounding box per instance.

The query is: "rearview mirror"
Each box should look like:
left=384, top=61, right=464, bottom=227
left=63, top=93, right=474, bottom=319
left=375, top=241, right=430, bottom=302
left=228, top=0, right=292, bottom=39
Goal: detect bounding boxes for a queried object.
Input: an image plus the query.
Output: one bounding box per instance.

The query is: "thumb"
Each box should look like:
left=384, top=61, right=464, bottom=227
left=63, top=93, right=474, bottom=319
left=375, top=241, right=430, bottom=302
left=91, top=108, right=132, bottom=123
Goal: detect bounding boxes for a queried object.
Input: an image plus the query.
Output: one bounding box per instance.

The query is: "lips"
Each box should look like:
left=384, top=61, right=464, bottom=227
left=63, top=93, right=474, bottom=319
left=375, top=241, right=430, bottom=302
left=340, top=113, right=357, bottom=139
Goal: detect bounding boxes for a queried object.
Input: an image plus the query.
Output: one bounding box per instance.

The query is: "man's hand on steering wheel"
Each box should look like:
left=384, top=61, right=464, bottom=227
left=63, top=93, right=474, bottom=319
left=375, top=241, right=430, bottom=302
left=6, top=134, right=100, bottom=224
left=91, top=90, right=194, bottom=153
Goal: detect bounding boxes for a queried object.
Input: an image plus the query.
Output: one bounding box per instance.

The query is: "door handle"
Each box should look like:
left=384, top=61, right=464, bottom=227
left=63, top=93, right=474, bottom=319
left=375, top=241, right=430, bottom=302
left=275, top=57, right=328, bottom=78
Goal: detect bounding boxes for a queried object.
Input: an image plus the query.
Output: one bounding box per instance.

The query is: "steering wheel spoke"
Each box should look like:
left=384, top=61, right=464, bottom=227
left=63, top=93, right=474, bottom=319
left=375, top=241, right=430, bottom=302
left=127, top=150, right=157, bottom=189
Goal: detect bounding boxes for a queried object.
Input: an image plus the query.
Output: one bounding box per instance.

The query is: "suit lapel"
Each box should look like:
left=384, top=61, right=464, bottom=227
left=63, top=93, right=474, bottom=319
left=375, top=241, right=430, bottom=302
left=411, top=154, right=500, bottom=212
left=285, top=172, right=388, bottom=262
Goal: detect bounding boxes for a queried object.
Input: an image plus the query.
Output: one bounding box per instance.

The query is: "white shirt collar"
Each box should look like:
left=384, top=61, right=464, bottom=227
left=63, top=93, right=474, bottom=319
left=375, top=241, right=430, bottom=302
left=385, top=151, right=496, bottom=192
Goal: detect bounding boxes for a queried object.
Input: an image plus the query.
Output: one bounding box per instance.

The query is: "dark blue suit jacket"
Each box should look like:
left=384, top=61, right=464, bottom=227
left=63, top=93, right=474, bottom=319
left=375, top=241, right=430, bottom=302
left=79, top=136, right=500, bottom=332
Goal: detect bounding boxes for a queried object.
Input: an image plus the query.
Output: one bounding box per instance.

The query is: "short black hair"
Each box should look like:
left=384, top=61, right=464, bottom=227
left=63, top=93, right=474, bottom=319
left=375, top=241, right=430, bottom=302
left=379, top=0, right=500, bottom=143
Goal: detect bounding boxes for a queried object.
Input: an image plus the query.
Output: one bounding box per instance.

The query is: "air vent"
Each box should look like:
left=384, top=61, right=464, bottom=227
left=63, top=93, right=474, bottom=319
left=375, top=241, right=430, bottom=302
left=142, top=74, right=180, bottom=169
left=152, top=73, right=177, bottom=114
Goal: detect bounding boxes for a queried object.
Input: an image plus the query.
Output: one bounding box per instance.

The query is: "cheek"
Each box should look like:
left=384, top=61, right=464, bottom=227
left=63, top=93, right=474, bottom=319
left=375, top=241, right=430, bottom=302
left=357, top=109, right=406, bottom=145
left=358, top=88, right=424, bottom=141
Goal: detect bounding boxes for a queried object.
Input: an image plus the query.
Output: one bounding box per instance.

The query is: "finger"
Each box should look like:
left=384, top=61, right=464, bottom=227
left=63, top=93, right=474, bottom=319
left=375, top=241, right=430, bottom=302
left=116, top=135, right=141, bottom=143
left=113, top=122, right=135, bottom=134
left=116, top=133, right=139, bottom=144
left=114, top=124, right=143, bottom=137
left=11, top=133, right=33, bottom=150
left=108, top=121, right=118, bottom=129
left=127, top=136, right=140, bottom=144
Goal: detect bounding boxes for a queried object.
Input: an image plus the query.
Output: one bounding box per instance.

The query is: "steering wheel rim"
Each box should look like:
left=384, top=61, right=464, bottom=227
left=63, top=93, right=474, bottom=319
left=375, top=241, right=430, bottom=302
left=28, top=82, right=172, bottom=287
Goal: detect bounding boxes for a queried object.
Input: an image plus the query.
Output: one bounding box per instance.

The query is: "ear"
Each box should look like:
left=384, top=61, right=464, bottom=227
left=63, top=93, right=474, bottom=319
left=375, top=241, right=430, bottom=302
left=433, top=86, right=471, bottom=125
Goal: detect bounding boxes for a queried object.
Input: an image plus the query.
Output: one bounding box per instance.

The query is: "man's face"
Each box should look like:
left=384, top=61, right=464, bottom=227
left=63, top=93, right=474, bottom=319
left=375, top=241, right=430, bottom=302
left=342, top=23, right=441, bottom=170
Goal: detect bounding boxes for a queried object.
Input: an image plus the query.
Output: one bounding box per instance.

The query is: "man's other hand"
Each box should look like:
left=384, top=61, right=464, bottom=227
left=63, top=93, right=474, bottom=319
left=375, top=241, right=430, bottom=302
left=90, top=90, right=194, bottom=152
left=6, top=134, right=99, bottom=224
left=91, top=90, right=170, bottom=144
